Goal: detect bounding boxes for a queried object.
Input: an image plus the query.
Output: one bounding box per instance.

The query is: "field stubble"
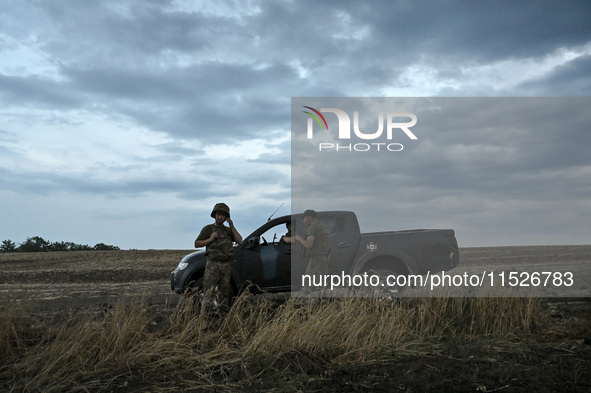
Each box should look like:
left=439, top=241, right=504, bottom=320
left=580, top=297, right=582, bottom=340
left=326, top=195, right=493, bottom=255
left=0, top=246, right=590, bottom=392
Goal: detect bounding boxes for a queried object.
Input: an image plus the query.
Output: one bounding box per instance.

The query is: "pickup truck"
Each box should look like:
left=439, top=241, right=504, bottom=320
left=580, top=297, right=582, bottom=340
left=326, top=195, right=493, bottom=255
left=171, top=211, right=459, bottom=297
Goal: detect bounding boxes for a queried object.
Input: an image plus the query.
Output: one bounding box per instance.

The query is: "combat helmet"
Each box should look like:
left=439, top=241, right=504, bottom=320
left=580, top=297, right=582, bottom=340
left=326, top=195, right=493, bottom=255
left=211, top=202, right=230, bottom=218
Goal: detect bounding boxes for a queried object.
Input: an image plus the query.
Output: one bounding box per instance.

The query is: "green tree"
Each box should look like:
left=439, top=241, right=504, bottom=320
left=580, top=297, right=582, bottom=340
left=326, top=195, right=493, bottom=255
left=94, top=243, right=120, bottom=251
left=0, top=239, right=17, bottom=252
left=5, top=237, right=120, bottom=252
left=47, top=241, right=70, bottom=251
left=69, top=243, right=93, bottom=251
left=18, top=236, right=50, bottom=252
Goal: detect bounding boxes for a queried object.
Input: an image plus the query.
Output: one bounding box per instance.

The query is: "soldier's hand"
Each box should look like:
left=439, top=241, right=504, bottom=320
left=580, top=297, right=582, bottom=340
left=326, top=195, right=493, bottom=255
left=210, top=232, right=219, bottom=241
left=226, top=217, right=233, bottom=227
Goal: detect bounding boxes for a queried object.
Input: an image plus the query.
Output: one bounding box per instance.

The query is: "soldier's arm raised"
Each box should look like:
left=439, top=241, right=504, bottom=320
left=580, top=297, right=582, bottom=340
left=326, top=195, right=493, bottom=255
left=226, top=218, right=243, bottom=245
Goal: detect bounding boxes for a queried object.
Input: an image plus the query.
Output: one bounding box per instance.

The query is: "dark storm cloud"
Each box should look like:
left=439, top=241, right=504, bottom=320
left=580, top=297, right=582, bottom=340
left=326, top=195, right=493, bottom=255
left=0, top=166, right=203, bottom=198
left=0, top=74, right=80, bottom=109
left=513, top=54, right=591, bottom=96
left=295, top=97, right=591, bottom=195
left=291, top=97, right=591, bottom=246
left=0, top=130, right=288, bottom=214
left=2, top=0, right=591, bottom=248
left=366, top=1, right=591, bottom=62
left=38, top=0, right=212, bottom=55
left=108, top=63, right=295, bottom=140
left=0, top=1, right=294, bottom=142
left=15, top=60, right=296, bottom=141
left=250, top=0, right=591, bottom=92
left=5, top=0, right=590, bottom=140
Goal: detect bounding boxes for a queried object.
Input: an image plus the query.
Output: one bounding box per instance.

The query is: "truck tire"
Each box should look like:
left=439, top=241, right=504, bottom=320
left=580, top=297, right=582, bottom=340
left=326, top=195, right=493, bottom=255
left=186, top=276, right=204, bottom=296
left=366, top=267, right=405, bottom=298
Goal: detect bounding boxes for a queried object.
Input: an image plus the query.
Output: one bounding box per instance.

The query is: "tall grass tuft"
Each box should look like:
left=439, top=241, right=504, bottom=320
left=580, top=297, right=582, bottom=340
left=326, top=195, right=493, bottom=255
left=0, top=292, right=561, bottom=392
left=0, top=296, right=39, bottom=360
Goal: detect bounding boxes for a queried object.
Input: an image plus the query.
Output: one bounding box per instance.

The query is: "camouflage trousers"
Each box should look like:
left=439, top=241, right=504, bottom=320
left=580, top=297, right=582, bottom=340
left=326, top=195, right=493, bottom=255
left=304, top=256, right=329, bottom=276
left=301, top=257, right=329, bottom=294
left=201, top=259, right=231, bottom=316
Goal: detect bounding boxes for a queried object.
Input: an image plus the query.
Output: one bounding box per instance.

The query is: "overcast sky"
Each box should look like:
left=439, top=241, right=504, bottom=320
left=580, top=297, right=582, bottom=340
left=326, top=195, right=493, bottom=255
left=1, top=0, right=590, bottom=249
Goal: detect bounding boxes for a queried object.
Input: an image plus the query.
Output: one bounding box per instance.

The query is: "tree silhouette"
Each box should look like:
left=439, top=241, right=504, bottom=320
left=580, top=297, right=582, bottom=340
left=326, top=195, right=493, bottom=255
left=18, top=236, right=50, bottom=252
left=1, top=237, right=120, bottom=252
left=0, top=239, right=16, bottom=252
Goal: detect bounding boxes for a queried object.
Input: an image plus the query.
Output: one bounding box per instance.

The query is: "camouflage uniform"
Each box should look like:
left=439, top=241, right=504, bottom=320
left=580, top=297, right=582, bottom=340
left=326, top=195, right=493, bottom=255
left=304, top=221, right=331, bottom=276
left=196, top=205, right=236, bottom=314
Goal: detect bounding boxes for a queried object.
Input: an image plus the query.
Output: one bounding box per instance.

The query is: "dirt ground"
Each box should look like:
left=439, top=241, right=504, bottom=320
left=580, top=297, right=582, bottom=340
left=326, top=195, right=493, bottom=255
left=1, top=246, right=590, bottom=392
left=1, top=245, right=589, bottom=310
left=0, top=249, right=188, bottom=312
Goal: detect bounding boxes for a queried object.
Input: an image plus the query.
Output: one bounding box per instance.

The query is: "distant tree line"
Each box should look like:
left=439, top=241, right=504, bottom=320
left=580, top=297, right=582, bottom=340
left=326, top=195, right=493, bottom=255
left=0, top=236, right=120, bottom=252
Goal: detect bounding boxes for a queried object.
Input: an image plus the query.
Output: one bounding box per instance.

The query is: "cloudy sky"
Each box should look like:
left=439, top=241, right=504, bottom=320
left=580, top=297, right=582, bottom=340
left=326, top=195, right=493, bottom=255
left=1, top=0, right=590, bottom=249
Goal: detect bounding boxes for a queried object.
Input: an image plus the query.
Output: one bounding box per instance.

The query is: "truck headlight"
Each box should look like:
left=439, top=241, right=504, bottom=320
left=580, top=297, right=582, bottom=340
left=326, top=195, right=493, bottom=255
left=176, top=261, right=188, bottom=271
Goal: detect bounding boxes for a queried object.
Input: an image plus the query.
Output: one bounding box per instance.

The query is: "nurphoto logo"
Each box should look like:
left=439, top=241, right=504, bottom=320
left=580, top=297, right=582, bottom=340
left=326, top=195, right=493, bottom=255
left=302, top=106, right=418, bottom=152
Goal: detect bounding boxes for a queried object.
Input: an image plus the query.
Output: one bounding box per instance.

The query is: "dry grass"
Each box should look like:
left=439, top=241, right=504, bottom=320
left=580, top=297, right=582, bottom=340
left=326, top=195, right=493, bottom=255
left=1, top=247, right=589, bottom=391
left=3, top=289, right=582, bottom=392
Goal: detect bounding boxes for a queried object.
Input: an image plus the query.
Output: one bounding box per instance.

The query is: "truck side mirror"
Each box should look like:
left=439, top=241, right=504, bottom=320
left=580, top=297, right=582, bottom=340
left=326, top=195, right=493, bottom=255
left=244, top=236, right=260, bottom=250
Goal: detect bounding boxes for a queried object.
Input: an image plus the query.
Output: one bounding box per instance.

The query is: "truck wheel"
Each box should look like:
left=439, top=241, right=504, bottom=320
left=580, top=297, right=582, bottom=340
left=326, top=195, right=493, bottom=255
left=186, top=276, right=204, bottom=296
left=366, top=268, right=405, bottom=298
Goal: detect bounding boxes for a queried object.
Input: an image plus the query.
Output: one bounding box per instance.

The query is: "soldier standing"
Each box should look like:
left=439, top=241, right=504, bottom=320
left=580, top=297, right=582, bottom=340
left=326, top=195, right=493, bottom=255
left=194, top=203, right=242, bottom=315
left=294, top=209, right=331, bottom=277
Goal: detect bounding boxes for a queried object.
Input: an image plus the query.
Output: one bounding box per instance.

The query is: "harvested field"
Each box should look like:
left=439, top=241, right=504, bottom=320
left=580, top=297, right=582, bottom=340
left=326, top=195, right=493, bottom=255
left=0, top=250, right=189, bottom=312
left=1, top=246, right=590, bottom=392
